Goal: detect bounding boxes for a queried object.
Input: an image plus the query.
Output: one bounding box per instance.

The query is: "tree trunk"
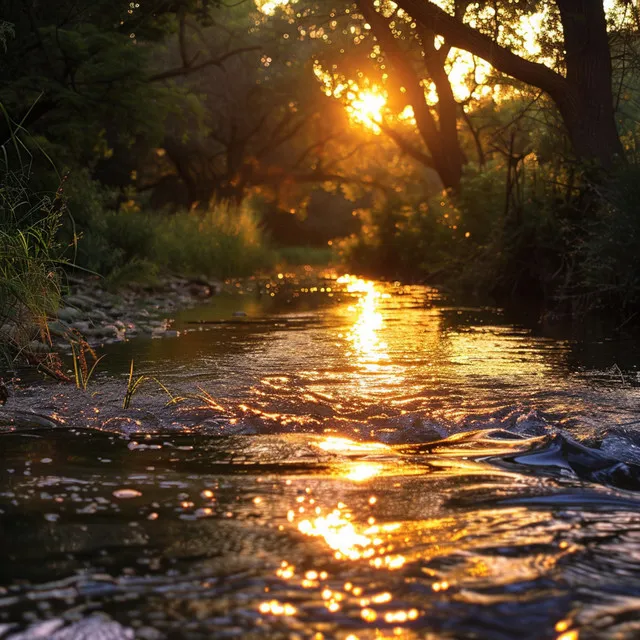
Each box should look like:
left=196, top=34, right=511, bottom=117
left=393, top=0, right=626, bottom=170
left=420, top=26, right=466, bottom=189
left=554, top=0, right=625, bottom=169
left=358, top=0, right=465, bottom=191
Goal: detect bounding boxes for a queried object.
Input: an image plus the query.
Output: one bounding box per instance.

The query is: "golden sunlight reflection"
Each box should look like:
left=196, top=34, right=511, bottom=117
left=315, top=435, right=390, bottom=454
left=261, top=487, right=424, bottom=629
left=346, top=462, right=384, bottom=481
left=337, top=275, right=392, bottom=375
left=255, top=0, right=290, bottom=16
left=259, top=463, right=576, bottom=633
left=295, top=497, right=405, bottom=567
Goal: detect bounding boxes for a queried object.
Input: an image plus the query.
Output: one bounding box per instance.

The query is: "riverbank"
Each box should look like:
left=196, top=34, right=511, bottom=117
left=43, top=274, right=221, bottom=353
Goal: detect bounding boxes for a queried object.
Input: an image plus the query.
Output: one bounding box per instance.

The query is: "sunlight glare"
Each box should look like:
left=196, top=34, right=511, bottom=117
left=296, top=502, right=405, bottom=568
left=315, top=436, right=390, bottom=454
left=346, top=88, right=387, bottom=134
left=255, top=0, right=292, bottom=16
left=346, top=462, right=384, bottom=481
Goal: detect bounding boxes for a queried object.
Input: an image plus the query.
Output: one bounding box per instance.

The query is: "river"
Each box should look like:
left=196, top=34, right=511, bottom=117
left=1, top=272, right=640, bottom=639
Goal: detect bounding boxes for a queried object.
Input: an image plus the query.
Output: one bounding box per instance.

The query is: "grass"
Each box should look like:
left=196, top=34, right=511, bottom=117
left=122, top=360, right=225, bottom=411
left=0, top=103, right=67, bottom=367
left=72, top=199, right=276, bottom=283
left=70, top=337, right=104, bottom=390
left=122, top=359, right=178, bottom=409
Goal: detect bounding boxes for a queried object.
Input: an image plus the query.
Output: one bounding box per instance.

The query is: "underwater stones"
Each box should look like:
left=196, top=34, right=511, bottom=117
left=88, top=309, right=109, bottom=322
left=49, top=274, right=217, bottom=351
left=69, top=320, right=91, bottom=333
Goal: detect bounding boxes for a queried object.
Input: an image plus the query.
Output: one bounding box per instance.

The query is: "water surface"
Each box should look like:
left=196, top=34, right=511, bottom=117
left=2, top=274, right=640, bottom=639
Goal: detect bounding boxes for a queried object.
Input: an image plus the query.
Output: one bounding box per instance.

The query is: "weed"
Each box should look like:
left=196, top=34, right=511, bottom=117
left=69, top=335, right=103, bottom=390
left=66, top=197, right=275, bottom=282
left=0, top=102, right=68, bottom=366
left=122, top=360, right=178, bottom=409
left=166, top=385, right=225, bottom=411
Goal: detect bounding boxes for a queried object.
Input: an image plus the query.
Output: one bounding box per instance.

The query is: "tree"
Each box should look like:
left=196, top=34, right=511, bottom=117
left=357, top=0, right=468, bottom=191
left=0, top=1, right=231, bottom=162
left=391, top=0, right=625, bottom=170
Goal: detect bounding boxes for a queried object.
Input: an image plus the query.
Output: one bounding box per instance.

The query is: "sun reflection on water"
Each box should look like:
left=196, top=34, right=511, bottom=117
left=257, top=435, right=427, bottom=630
left=345, top=462, right=383, bottom=481
left=339, top=275, right=389, bottom=369
left=316, top=436, right=391, bottom=454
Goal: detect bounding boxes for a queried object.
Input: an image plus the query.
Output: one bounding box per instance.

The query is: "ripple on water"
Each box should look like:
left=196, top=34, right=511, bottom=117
left=2, top=275, right=640, bottom=638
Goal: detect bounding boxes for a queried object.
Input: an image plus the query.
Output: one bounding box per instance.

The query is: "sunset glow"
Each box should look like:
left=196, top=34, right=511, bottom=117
left=346, top=88, right=387, bottom=133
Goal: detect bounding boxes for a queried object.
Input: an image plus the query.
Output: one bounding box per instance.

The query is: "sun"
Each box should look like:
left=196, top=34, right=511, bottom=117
left=345, top=88, right=387, bottom=134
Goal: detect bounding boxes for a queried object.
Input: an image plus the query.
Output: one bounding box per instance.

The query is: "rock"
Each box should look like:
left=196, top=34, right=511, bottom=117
left=88, top=309, right=109, bottom=321
left=6, top=618, right=64, bottom=639
left=70, top=320, right=91, bottom=333
left=102, top=324, right=123, bottom=339
left=57, top=306, right=82, bottom=322
left=188, top=282, right=212, bottom=298
left=62, top=294, right=99, bottom=311
left=192, top=275, right=221, bottom=294
left=47, top=320, right=70, bottom=337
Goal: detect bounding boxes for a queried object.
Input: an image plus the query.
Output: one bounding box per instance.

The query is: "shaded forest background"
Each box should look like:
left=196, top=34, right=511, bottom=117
left=3, top=0, right=640, bottom=359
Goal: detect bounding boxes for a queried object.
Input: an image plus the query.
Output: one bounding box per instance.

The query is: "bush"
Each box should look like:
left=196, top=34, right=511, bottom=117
left=337, top=159, right=571, bottom=303
left=336, top=195, right=472, bottom=282
left=64, top=193, right=275, bottom=282
left=151, top=201, right=274, bottom=278
left=575, top=165, right=640, bottom=314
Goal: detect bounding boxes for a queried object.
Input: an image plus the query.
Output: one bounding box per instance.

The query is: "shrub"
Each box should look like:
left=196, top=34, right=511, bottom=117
left=149, top=201, right=274, bottom=278
left=575, top=165, right=640, bottom=314
left=65, top=195, right=275, bottom=282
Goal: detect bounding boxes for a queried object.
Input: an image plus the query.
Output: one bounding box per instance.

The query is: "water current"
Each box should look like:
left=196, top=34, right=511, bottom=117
left=2, top=273, right=640, bottom=639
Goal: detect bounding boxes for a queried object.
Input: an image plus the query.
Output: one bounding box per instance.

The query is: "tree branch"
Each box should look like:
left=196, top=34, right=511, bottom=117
left=148, top=46, right=260, bottom=82
left=393, top=0, right=568, bottom=103
left=377, top=120, right=435, bottom=169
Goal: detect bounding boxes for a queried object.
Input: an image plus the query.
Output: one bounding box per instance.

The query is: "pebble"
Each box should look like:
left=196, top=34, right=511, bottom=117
left=48, top=275, right=215, bottom=350
left=57, top=307, right=81, bottom=322
left=112, top=489, right=142, bottom=499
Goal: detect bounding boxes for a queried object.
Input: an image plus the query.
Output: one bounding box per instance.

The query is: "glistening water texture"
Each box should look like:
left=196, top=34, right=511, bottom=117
left=2, top=274, right=640, bottom=640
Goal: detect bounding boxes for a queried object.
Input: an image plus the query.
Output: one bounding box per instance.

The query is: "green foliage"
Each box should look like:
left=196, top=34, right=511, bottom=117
left=339, top=156, right=574, bottom=304
left=150, top=202, right=275, bottom=278
left=0, top=1, right=208, bottom=175
left=337, top=195, right=469, bottom=281
left=67, top=198, right=275, bottom=282
left=0, top=119, right=66, bottom=364
left=576, top=166, right=640, bottom=314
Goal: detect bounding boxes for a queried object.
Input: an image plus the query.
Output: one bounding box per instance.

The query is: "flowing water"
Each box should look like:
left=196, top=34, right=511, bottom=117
left=2, top=273, right=640, bottom=639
